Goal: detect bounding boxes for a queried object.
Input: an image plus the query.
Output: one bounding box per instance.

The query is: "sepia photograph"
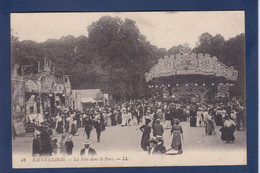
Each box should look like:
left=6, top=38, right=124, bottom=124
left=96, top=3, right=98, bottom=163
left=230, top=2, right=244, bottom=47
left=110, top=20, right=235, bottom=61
left=11, top=11, right=246, bottom=168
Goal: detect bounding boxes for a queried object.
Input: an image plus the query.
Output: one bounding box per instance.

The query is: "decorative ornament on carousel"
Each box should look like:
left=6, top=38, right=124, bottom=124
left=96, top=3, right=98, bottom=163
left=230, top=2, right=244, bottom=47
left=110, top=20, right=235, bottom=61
left=180, top=44, right=192, bottom=55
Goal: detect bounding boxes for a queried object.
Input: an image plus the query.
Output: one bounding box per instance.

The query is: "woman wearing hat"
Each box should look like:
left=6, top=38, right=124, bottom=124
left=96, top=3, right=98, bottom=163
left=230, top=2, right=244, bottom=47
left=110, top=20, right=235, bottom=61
left=55, top=113, right=63, bottom=133
left=170, top=120, right=183, bottom=154
left=121, top=108, right=127, bottom=126
left=139, top=119, right=152, bottom=151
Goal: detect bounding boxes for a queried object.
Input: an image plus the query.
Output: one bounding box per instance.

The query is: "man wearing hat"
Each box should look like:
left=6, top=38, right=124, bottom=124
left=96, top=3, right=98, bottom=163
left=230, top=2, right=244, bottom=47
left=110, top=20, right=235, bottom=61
left=80, top=140, right=97, bottom=156
left=154, top=136, right=166, bottom=154
left=148, top=136, right=166, bottom=155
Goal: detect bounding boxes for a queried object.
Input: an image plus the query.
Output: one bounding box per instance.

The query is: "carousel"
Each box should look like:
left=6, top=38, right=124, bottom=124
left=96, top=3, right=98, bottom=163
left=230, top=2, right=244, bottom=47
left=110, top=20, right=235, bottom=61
left=145, top=46, right=238, bottom=105
left=11, top=58, right=73, bottom=133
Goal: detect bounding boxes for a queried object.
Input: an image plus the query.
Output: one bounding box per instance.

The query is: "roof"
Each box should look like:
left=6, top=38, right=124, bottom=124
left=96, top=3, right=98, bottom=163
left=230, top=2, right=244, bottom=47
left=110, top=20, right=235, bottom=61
left=72, top=89, right=103, bottom=99
left=81, top=97, right=97, bottom=103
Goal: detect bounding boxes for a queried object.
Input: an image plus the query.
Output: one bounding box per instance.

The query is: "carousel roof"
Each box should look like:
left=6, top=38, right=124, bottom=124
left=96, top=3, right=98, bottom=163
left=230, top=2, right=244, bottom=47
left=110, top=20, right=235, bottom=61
left=145, top=47, right=238, bottom=83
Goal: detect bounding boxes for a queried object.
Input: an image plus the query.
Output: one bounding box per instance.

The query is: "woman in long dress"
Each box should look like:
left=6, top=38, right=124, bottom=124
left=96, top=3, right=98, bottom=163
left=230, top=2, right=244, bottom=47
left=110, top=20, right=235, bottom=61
left=121, top=108, right=127, bottom=126
left=65, top=116, right=71, bottom=133
left=127, top=110, right=132, bottom=126
left=139, top=119, right=151, bottom=151
left=205, top=114, right=215, bottom=135
left=190, top=109, right=197, bottom=127
left=111, top=110, right=117, bottom=126
left=70, top=119, right=79, bottom=136
left=55, top=115, right=63, bottom=134
left=220, top=116, right=236, bottom=143
left=106, top=111, right=112, bottom=126
left=117, top=110, right=122, bottom=124
left=170, top=120, right=183, bottom=154
left=196, top=108, right=203, bottom=127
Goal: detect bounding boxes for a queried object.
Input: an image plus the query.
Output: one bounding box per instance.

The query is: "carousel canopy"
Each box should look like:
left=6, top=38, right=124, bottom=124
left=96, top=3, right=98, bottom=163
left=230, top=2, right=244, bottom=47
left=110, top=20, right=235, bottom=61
left=145, top=47, right=238, bottom=83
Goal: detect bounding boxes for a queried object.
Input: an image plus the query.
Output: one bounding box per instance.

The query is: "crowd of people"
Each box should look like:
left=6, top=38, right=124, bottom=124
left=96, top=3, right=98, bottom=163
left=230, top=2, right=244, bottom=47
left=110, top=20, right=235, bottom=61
left=31, top=96, right=245, bottom=156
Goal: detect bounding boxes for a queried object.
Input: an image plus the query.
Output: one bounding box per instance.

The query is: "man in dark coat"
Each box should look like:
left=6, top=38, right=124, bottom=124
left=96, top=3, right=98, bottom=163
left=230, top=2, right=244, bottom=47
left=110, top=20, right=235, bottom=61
left=80, top=140, right=97, bottom=156
left=84, top=116, right=92, bottom=139
left=94, top=118, right=102, bottom=142
left=39, top=126, right=53, bottom=156
left=153, top=119, right=164, bottom=137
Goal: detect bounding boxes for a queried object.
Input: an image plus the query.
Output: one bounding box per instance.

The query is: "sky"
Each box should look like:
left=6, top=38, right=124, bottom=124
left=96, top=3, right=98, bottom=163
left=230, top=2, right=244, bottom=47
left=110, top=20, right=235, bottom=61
left=11, top=11, right=245, bottom=49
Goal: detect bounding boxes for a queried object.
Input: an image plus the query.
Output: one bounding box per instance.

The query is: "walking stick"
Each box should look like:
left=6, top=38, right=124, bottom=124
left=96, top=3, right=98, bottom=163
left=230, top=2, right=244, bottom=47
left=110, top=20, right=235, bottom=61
left=166, top=147, right=173, bottom=152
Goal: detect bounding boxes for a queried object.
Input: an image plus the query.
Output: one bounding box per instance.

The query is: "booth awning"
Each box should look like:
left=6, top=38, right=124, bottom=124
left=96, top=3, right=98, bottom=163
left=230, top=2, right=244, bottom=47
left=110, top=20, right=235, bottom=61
left=81, top=97, right=97, bottom=103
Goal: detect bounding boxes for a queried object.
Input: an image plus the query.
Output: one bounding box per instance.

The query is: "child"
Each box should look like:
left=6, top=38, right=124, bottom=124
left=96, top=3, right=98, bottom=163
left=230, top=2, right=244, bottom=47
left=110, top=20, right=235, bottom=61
left=51, top=139, right=58, bottom=155
left=59, top=134, right=67, bottom=155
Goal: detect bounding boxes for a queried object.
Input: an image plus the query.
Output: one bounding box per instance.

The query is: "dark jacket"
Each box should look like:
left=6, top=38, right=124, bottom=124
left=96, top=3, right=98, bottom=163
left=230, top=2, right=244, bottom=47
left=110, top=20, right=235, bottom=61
left=80, top=147, right=97, bottom=156
left=153, top=124, right=164, bottom=137
left=85, top=119, right=92, bottom=131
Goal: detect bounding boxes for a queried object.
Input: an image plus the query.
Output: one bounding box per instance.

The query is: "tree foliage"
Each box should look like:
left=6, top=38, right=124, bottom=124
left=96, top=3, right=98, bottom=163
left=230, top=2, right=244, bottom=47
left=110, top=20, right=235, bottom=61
left=11, top=16, right=245, bottom=100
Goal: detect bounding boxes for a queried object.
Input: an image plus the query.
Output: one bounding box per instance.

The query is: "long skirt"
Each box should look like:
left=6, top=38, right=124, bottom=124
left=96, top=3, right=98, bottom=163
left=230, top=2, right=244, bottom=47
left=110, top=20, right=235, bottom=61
left=141, top=134, right=150, bottom=151
left=121, top=116, right=127, bottom=126
left=190, top=116, right=196, bottom=127
left=205, top=121, right=214, bottom=135
left=220, top=126, right=235, bottom=141
left=171, top=132, right=183, bottom=154
left=71, top=124, right=78, bottom=135
left=56, top=122, right=63, bottom=133
left=215, top=114, right=223, bottom=126
left=111, top=116, right=117, bottom=126
left=107, top=117, right=111, bottom=126
left=65, top=121, right=70, bottom=132
left=117, top=115, right=122, bottom=124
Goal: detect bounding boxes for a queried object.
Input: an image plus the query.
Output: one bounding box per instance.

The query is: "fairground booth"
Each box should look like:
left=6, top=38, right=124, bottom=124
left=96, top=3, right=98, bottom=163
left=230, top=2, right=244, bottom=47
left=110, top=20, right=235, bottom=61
left=145, top=46, right=238, bottom=105
left=11, top=58, right=73, bottom=134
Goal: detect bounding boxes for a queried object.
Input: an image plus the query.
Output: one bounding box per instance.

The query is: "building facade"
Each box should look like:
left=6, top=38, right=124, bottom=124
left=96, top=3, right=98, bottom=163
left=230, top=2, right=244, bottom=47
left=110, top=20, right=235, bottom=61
left=11, top=58, right=72, bottom=125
